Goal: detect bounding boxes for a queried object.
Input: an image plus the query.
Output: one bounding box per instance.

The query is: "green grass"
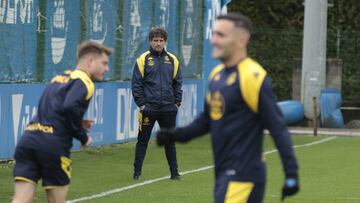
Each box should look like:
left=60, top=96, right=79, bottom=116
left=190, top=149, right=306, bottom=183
left=1, top=135, right=360, bottom=202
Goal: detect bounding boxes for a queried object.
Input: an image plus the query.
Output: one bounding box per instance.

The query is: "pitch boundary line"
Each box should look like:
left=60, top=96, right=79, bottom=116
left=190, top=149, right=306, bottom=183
left=67, top=136, right=337, bottom=203
left=269, top=194, right=360, bottom=200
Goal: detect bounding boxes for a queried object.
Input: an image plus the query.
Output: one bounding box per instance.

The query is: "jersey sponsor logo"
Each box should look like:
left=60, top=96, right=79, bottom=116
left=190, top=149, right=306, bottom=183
left=208, top=91, right=225, bottom=120
left=226, top=72, right=237, bottom=86
left=147, top=57, right=154, bottom=66
left=164, top=55, right=172, bottom=64
left=25, top=123, right=54, bottom=134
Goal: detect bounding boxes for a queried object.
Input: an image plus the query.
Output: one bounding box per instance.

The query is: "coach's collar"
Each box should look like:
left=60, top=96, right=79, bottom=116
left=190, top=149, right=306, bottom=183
left=149, top=47, right=166, bottom=56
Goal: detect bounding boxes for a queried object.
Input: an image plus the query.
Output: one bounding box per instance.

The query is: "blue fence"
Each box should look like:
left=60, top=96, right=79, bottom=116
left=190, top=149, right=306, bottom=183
left=0, top=0, right=231, bottom=159
left=0, top=0, right=37, bottom=81
left=0, top=0, right=221, bottom=82
left=0, top=0, right=228, bottom=82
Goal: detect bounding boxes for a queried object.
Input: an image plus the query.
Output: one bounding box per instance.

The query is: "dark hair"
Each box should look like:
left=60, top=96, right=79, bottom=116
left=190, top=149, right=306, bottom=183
left=148, top=27, right=168, bottom=41
left=77, top=41, right=113, bottom=59
left=216, top=12, right=253, bottom=34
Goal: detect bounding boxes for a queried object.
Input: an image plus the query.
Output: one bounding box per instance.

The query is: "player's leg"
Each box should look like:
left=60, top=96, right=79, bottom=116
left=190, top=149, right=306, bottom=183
left=133, top=110, right=157, bottom=179
left=12, top=181, right=36, bottom=203
left=214, top=175, right=228, bottom=203
left=40, top=152, right=71, bottom=202
left=12, top=147, right=40, bottom=203
left=157, top=112, right=179, bottom=179
left=214, top=175, right=263, bottom=203
left=45, top=186, right=69, bottom=203
left=246, top=183, right=265, bottom=203
left=222, top=182, right=262, bottom=203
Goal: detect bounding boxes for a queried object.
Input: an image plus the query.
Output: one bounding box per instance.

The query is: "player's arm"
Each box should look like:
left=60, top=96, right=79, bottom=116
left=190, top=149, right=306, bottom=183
left=258, top=77, right=299, bottom=198
left=173, top=62, right=182, bottom=107
left=157, top=100, right=210, bottom=145
left=259, top=77, right=299, bottom=174
left=131, top=62, right=146, bottom=108
left=63, top=79, right=90, bottom=145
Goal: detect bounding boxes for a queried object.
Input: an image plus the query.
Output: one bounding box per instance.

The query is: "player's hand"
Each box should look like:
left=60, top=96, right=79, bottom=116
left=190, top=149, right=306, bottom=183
left=281, top=174, right=299, bottom=201
left=82, top=136, right=92, bottom=148
left=82, top=119, right=94, bottom=132
left=156, top=129, right=175, bottom=146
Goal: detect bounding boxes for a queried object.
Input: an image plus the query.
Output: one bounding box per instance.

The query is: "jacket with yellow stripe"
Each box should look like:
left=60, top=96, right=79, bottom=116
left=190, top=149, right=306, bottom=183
left=16, top=69, right=93, bottom=156
left=173, top=58, right=299, bottom=183
left=132, top=47, right=182, bottom=112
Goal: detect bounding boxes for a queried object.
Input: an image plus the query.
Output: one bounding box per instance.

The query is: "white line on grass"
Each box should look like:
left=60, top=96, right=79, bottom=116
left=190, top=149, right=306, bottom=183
left=66, top=166, right=214, bottom=203
left=262, top=136, right=337, bottom=155
left=268, top=194, right=360, bottom=201
left=67, top=136, right=337, bottom=203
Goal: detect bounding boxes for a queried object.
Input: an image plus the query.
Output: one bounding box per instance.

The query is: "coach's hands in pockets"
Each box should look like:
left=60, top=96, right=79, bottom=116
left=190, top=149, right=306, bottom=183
left=281, top=173, right=299, bottom=201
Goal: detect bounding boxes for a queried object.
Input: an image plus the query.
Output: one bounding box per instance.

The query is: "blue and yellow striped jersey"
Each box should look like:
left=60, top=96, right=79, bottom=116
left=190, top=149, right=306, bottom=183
left=174, top=58, right=298, bottom=182
left=16, top=69, right=94, bottom=155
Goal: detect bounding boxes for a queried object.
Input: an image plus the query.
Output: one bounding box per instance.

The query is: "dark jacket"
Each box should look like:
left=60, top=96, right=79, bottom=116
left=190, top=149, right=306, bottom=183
left=173, top=58, right=298, bottom=183
left=132, top=48, right=182, bottom=112
left=16, top=69, right=93, bottom=156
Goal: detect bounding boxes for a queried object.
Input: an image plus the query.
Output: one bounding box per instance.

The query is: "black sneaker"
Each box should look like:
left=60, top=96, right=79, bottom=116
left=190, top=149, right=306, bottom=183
left=170, top=173, right=181, bottom=180
left=133, top=174, right=141, bottom=180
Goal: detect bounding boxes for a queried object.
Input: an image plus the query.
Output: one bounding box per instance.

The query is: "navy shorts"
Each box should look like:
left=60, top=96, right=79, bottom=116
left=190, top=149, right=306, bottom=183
left=13, top=147, right=71, bottom=189
left=214, top=175, right=265, bottom=203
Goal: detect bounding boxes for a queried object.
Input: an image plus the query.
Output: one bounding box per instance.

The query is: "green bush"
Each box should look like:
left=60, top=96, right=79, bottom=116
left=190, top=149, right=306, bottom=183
left=229, top=0, right=360, bottom=101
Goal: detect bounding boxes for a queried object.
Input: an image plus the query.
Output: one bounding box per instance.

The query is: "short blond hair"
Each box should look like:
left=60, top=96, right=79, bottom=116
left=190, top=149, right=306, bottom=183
left=77, top=41, right=113, bottom=59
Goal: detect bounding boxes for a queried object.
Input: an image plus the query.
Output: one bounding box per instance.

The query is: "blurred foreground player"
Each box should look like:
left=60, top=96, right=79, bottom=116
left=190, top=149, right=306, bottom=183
left=12, top=41, right=112, bottom=203
left=157, top=13, right=299, bottom=202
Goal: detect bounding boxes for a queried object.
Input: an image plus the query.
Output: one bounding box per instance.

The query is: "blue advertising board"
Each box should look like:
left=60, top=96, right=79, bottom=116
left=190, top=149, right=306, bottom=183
left=0, top=80, right=203, bottom=160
